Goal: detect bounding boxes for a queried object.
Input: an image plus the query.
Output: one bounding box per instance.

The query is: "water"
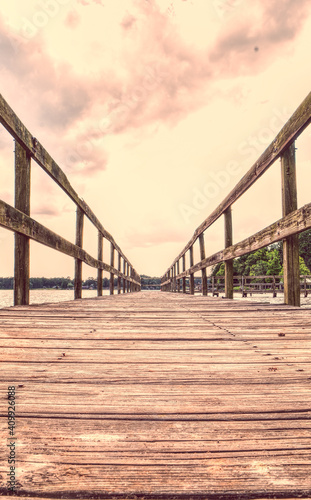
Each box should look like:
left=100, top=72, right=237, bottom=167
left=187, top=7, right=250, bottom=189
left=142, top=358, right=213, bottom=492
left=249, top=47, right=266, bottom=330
left=0, top=289, right=311, bottom=309
left=0, top=288, right=111, bottom=309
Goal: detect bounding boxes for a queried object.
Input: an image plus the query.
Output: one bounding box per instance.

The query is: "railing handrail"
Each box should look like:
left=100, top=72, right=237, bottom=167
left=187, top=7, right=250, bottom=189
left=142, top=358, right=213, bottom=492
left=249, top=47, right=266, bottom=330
left=162, top=91, right=311, bottom=276
left=161, top=91, right=311, bottom=307
left=0, top=93, right=140, bottom=304
left=161, top=202, right=311, bottom=285
left=0, top=94, right=137, bottom=272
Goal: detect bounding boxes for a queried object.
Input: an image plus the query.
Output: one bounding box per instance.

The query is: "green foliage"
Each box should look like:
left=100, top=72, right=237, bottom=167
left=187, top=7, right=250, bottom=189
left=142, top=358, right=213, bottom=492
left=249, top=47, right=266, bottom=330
left=141, top=275, right=161, bottom=289
left=299, top=229, right=311, bottom=271
left=299, top=256, right=311, bottom=275
left=211, top=241, right=309, bottom=279
left=249, top=260, right=269, bottom=277
left=266, top=249, right=282, bottom=276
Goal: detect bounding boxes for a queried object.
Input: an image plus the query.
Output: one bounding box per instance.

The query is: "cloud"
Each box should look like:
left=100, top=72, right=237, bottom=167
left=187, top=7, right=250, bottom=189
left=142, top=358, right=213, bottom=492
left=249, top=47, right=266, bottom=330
left=209, top=0, right=311, bottom=76
left=125, top=222, right=187, bottom=249
left=31, top=202, right=73, bottom=217
left=64, top=10, right=81, bottom=29
left=121, top=12, right=136, bottom=31
left=0, top=0, right=310, bottom=179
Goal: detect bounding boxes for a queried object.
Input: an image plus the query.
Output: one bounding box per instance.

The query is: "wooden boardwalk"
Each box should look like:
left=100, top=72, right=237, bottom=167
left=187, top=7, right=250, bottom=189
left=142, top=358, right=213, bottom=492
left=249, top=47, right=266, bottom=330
left=0, top=291, right=311, bottom=499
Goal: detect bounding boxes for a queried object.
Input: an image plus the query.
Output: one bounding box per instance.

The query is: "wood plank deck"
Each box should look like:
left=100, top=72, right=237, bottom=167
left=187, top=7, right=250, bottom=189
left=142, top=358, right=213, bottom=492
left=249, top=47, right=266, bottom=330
left=0, top=291, right=311, bottom=499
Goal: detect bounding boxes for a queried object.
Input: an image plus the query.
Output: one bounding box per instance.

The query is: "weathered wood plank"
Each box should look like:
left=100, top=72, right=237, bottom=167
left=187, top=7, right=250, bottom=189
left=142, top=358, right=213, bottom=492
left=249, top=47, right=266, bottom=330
left=199, top=233, right=208, bottom=296
left=0, top=200, right=140, bottom=286
left=0, top=93, right=139, bottom=277
left=224, top=206, right=233, bottom=299
left=164, top=91, right=311, bottom=273
left=1, top=292, right=311, bottom=497
left=281, top=143, right=300, bottom=306
left=97, top=232, right=103, bottom=297
left=13, top=142, right=31, bottom=306
left=74, top=206, right=84, bottom=300
left=170, top=202, right=311, bottom=281
left=110, top=243, right=115, bottom=295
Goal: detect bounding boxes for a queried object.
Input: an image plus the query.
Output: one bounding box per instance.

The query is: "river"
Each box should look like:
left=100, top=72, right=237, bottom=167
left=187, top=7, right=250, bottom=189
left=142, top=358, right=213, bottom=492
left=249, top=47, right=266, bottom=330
left=0, top=289, right=311, bottom=309
left=0, top=289, right=111, bottom=309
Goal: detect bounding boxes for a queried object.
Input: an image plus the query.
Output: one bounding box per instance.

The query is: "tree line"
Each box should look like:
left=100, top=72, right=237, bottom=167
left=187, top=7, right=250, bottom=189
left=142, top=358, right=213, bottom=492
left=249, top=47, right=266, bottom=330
left=0, top=275, right=162, bottom=290
left=1, top=230, right=310, bottom=289
left=211, top=229, right=311, bottom=277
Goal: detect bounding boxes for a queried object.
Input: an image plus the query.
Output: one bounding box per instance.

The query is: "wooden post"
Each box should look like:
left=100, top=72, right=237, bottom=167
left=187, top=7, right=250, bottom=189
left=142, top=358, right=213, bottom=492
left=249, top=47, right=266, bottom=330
left=177, top=260, right=180, bottom=293
left=224, top=207, right=233, bottom=299
left=189, top=246, right=195, bottom=295
left=74, top=206, right=84, bottom=300
left=281, top=143, right=300, bottom=306
left=110, top=243, right=115, bottom=295
left=127, top=264, right=130, bottom=293
left=199, top=234, right=208, bottom=296
left=304, top=275, right=308, bottom=297
left=130, top=267, right=134, bottom=293
left=14, top=142, right=31, bottom=306
left=123, top=260, right=126, bottom=293
left=97, top=232, right=103, bottom=297
left=173, top=264, right=177, bottom=292
left=117, top=253, right=121, bottom=294
left=272, top=275, right=277, bottom=298
left=182, top=255, right=186, bottom=293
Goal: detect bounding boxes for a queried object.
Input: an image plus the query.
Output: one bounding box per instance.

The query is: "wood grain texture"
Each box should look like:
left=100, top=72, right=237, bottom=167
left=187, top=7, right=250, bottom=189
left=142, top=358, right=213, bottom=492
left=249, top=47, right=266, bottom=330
left=14, top=143, right=31, bottom=306
left=0, top=93, right=139, bottom=281
left=161, top=202, right=311, bottom=286
left=0, top=200, right=140, bottom=288
left=0, top=292, right=311, bottom=498
left=163, top=91, right=311, bottom=275
left=281, top=144, right=300, bottom=306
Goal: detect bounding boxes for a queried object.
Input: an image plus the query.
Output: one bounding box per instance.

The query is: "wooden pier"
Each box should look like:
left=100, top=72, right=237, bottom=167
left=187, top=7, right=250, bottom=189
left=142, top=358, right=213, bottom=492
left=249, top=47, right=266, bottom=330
left=1, top=291, right=311, bottom=499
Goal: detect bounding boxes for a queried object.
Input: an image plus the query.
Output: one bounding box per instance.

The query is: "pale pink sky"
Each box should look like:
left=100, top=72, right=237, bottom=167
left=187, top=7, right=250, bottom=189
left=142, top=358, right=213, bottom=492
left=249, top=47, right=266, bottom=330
left=0, top=0, right=311, bottom=278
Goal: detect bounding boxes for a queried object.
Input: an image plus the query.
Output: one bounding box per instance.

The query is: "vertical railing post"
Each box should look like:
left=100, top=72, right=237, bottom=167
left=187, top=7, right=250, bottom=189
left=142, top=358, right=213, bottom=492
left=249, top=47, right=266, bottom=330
left=272, top=275, right=277, bottom=298
left=199, top=234, right=208, bottom=296
left=173, top=264, right=177, bottom=292
left=189, top=246, right=195, bottom=295
left=74, top=206, right=84, bottom=300
left=130, top=267, right=134, bottom=293
left=281, top=142, right=300, bottom=306
left=182, top=255, right=186, bottom=293
left=177, top=260, right=180, bottom=293
left=97, top=232, right=103, bottom=297
left=110, top=243, right=115, bottom=295
left=123, top=260, right=126, bottom=294
left=117, top=253, right=121, bottom=294
left=224, top=206, right=233, bottom=299
left=127, top=264, right=130, bottom=293
left=14, top=142, right=31, bottom=306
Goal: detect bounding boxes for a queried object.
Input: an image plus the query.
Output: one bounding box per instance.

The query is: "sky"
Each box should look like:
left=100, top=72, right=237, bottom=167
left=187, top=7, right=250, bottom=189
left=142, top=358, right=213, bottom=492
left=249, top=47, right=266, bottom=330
left=0, top=0, right=311, bottom=279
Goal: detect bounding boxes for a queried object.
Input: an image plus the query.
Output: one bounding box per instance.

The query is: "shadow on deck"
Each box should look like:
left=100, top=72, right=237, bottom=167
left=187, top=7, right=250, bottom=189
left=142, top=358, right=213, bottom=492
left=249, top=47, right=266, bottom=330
left=0, top=291, right=311, bottom=499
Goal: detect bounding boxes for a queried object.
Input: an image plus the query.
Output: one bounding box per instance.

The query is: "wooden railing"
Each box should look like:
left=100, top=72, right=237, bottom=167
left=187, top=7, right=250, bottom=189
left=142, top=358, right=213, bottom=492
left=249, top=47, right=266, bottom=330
left=193, top=275, right=311, bottom=298
left=161, top=92, right=311, bottom=307
left=0, top=94, right=141, bottom=305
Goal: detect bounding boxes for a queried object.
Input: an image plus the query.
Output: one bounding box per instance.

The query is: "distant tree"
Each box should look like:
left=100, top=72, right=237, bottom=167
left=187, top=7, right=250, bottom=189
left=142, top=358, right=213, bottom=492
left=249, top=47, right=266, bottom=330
left=299, top=229, right=311, bottom=271
left=266, top=249, right=282, bottom=276
left=249, top=260, right=269, bottom=278
left=299, top=256, right=311, bottom=275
